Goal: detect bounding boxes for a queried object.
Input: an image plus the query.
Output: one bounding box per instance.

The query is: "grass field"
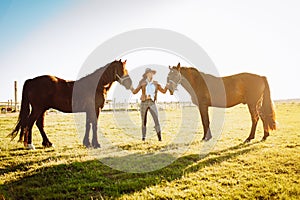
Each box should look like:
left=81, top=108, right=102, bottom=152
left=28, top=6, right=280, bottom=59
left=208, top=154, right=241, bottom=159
left=0, top=102, right=299, bottom=199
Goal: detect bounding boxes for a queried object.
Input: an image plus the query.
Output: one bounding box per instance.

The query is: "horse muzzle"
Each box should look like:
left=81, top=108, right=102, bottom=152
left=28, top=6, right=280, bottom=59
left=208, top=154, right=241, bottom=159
left=118, top=75, right=132, bottom=90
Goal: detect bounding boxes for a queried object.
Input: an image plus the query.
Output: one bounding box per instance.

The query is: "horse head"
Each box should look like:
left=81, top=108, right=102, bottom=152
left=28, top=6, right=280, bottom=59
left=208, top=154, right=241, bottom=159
left=167, top=62, right=182, bottom=95
left=113, top=59, right=133, bottom=90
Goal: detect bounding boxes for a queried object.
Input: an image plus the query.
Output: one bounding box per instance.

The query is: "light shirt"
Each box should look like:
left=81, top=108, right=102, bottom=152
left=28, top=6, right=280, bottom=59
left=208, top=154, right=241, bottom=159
left=146, top=79, right=156, bottom=100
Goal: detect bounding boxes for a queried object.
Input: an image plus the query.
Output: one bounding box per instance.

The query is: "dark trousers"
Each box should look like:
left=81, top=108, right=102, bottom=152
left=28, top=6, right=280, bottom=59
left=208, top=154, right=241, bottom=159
left=140, top=99, right=161, bottom=140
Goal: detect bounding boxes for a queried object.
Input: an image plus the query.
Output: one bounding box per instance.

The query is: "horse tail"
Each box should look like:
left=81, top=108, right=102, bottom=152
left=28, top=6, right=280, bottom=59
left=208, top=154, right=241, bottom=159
left=261, top=76, right=276, bottom=131
left=8, top=80, right=31, bottom=141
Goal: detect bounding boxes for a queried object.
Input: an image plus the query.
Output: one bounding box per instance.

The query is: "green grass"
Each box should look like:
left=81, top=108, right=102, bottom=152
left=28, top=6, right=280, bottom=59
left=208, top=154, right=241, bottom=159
left=0, top=102, right=299, bottom=199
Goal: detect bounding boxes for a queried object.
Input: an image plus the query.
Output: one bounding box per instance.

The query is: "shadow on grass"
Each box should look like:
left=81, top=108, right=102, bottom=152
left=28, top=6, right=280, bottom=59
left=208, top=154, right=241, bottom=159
left=0, top=153, right=76, bottom=176
left=0, top=142, right=259, bottom=199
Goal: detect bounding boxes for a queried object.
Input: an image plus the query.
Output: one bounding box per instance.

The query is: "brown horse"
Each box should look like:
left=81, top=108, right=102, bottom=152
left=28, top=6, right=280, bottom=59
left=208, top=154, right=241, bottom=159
left=9, top=60, right=132, bottom=149
left=167, top=63, right=276, bottom=142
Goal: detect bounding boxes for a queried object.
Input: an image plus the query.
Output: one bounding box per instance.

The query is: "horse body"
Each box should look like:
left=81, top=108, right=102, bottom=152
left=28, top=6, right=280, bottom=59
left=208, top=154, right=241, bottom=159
left=26, top=76, right=74, bottom=112
left=9, top=60, right=132, bottom=149
left=168, top=63, right=276, bottom=142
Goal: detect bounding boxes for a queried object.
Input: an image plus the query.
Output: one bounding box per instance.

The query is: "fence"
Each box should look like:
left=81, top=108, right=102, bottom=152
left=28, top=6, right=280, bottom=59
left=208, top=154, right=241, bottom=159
left=102, top=101, right=195, bottom=112
left=0, top=100, right=194, bottom=114
left=0, top=100, right=20, bottom=113
left=1, top=81, right=18, bottom=113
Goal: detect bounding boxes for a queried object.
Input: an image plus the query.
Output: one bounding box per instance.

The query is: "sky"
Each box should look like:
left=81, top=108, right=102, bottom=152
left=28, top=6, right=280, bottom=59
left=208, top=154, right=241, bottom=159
left=0, top=0, right=300, bottom=102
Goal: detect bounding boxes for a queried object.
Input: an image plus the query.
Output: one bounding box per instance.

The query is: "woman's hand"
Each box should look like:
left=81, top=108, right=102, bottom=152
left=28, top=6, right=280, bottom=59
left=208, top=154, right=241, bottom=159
left=165, top=83, right=170, bottom=89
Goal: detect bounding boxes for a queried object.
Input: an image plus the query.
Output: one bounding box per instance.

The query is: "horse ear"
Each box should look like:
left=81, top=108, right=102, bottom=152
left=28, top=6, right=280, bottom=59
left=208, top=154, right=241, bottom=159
left=122, top=59, right=127, bottom=68
left=169, top=65, right=171, bottom=69
left=177, top=62, right=181, bottom=71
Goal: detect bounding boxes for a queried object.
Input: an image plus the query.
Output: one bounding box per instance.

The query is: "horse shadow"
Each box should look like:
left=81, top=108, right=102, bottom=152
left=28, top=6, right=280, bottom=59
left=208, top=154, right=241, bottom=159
left=0, top=141, right=260, bottom=199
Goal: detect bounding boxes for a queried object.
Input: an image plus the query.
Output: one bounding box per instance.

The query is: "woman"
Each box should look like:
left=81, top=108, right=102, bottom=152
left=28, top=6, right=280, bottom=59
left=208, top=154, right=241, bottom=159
left=130, top=68, right=169, bottom=141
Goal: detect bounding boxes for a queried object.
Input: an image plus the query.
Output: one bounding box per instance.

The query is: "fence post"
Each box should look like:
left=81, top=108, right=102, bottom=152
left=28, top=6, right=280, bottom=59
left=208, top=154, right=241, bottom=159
left=14, top=81, right=17, bottom=111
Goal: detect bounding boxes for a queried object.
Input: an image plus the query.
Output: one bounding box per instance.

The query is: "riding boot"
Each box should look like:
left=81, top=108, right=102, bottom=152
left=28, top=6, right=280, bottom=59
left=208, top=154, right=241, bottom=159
left=142, top=126, right=146, bottom=141
left=157, top=131, right=162, bottom=141
left=154, top=125, right=161, bottom=141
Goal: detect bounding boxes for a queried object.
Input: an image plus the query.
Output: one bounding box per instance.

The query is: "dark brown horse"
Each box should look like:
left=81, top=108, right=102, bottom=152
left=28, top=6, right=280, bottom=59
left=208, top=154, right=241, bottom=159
left=167, top=63, right=276, bottom=142
left=9, top=60, right=132, bottom=149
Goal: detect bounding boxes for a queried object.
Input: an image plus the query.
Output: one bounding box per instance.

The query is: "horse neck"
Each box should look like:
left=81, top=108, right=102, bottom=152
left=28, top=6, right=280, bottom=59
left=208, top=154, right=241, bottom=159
left=180, top=68, right=203, bottom=94
left=76, top=64, right=116, bottom=93
left=95, top=66, right=115, bottom=87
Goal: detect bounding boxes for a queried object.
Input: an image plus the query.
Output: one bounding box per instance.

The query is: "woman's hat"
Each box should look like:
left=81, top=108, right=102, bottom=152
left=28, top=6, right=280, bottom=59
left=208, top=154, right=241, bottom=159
left=143, top=68, right=156, bottom=76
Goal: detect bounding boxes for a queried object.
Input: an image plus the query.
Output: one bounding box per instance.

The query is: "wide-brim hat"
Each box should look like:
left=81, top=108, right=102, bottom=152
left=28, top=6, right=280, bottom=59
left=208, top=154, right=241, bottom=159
left=143, top=68, right=156, bottom=76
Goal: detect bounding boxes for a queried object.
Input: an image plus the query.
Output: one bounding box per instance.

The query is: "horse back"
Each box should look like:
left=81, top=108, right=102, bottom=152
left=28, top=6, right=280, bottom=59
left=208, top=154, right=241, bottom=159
left=222, top=73, right=265, bottom=107
left=26, top=75, right=74, bottom=112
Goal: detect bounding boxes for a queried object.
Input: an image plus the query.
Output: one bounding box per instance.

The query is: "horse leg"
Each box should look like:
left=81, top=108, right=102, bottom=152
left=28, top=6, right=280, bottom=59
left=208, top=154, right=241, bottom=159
left=259, top=111, right=270, bottom=141
left=83, top=113, right=91, bottom=148
left=199, top=105, right=212, bottom=141
left=36, top=111, right=53, bottom=147
left=22, top=127, right=28, bottom=147
left=18, top=127, right=25, bottom=144
left=91, top=122, right=100, bottom=148
left=26, top=108, right=42, bottom=150
left=20, top=118, right=29, bottom=146
left=244, top=104, right=259, bottom=143
left=91, top=108, right=100, bottom=148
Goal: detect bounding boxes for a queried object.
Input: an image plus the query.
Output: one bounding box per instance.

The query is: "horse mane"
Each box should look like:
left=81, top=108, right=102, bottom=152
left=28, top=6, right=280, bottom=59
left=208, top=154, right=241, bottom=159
left=180, top=66, right=202, bottom=75
left=179, top=66, right=217, bottom=80
left=76, top=61, right=121, bottom=87
left=176, top=66, right=218, bottom=97
left=179, top=66, right=203, bottom=79
left=77, top=62, right=112, bottom=82
left=73, top=61, right=119, bottom=95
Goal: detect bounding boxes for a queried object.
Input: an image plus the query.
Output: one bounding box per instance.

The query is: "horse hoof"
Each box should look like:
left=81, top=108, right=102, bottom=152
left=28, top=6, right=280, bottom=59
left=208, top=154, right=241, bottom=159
left=202, top=135, right=212, bottom=142
left=92, top=143, right=101, bottom=149
left=27, top=144, right=36, bottom=150
left=205, top=135, right=212, bottom=141
left=42, top=141, right=53, bottom=148
left=261, top=137, right=267, bottom=142
left=91, top=139, right=101, bottom=148
left=23, top=141, right=28, bottom=147
left=244, top=139, right=251, bottom=143
left=83, top=141, right=91, bottom=148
